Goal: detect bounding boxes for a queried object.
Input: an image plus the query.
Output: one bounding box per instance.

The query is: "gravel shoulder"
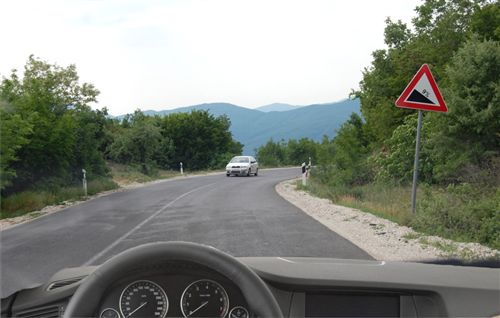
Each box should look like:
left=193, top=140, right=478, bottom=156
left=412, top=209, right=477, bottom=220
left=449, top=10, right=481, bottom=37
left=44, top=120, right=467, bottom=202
left=276, top=178, right=499, bottom=261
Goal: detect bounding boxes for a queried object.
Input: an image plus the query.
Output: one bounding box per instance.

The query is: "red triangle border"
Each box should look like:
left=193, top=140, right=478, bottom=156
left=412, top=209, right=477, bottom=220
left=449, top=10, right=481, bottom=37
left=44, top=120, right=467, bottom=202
left=395, top=64, right=448, bottom=113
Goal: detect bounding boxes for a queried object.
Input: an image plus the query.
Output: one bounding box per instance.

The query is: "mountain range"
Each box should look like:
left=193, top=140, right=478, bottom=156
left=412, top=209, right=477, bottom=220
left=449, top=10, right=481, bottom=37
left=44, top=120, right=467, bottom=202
left=255, top=103, right=302, bottom=112
left=118, top=99, right=361, bottom=154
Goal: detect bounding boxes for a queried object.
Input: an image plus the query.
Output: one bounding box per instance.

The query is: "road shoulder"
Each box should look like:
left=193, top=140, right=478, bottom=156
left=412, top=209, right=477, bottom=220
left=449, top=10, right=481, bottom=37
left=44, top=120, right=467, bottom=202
left=276, top=179, right=499, bottom=261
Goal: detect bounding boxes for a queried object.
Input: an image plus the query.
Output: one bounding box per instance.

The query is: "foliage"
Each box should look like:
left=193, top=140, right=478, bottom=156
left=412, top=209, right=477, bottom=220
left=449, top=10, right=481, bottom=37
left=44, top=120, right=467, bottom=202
left=425, top=37, right=500, bottom=183
left=0, top=101, right=33, bottom=190
left=0, top=56, right=107, bottom=194
left=470, top=2, right=500, bottom=41
left=1, top=177, right=118, bottom=219
left=255, top=139, right=287, bottom=167
left=1, top=56, right=242, bottom=207
left=374, top=114, right=434, bottom=183
left=296, top=0, right=499, bottom=249
left=255, top=138, right=318, bottom=167
left=108, top=111, right=173, bottom=175
left=413, top=184, right=500, bottom=249
left=330, top=113, right=371, bottom=185
left=347, top=0, right=499, bottom=185
left=158, top=110, right=242, bottom=170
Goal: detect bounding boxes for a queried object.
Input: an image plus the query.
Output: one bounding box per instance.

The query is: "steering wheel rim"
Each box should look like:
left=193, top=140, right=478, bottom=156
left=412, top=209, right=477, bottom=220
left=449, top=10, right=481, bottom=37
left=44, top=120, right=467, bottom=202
left=63, top=241, right=283, bottom=318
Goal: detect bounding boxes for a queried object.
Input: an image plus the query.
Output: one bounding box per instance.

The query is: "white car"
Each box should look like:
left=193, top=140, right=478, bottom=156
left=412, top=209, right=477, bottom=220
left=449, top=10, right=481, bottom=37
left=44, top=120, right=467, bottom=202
left=226, top=156, right=259, bottom=177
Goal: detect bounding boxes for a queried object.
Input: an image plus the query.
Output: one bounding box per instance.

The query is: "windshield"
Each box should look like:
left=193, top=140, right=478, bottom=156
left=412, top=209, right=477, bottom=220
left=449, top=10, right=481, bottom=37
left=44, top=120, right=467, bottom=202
left=230, top=157, right=250, bottom=163
left=1, top=0, right=498, bottom=299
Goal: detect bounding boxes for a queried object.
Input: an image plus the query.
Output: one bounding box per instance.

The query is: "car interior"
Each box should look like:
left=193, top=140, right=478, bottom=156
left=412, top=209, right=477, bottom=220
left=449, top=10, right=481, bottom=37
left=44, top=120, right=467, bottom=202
left=1, top=241, right=499, bottom=318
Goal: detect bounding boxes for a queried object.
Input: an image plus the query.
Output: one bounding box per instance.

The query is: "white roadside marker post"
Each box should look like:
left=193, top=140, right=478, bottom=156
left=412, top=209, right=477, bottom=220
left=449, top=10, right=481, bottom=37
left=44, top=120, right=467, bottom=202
left=308, top=157, right=312, bottom=180
left=82, top=169, right=87, bottom=198
left=301, top=162, right=307, bottom=186
left=180, top=162, right=183, bottom=175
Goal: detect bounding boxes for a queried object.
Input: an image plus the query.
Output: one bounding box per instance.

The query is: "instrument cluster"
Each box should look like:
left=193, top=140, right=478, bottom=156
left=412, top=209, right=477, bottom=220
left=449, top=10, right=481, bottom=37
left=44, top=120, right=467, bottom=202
left=98, top=275, right=250, bottom=318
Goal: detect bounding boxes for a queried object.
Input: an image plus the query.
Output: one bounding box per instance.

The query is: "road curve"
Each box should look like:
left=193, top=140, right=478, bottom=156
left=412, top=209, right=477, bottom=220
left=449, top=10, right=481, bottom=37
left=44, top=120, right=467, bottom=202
left=0, top=168, right=371, bottom=297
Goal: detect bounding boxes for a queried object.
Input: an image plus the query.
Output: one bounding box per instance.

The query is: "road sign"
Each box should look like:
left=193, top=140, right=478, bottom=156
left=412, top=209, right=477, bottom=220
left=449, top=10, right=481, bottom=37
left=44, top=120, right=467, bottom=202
left=395, top=64, right=447, bottom=113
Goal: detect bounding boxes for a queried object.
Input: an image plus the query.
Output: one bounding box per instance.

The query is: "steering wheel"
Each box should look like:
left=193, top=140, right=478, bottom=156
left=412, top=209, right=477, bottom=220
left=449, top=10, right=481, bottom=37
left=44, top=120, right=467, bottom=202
left=63, top=241, right=283, bottom=318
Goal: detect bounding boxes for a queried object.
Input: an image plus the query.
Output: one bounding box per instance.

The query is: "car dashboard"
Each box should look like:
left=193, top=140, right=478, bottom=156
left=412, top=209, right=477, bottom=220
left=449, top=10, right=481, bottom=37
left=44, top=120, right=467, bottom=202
left=1, top=257, right=499, bottom=318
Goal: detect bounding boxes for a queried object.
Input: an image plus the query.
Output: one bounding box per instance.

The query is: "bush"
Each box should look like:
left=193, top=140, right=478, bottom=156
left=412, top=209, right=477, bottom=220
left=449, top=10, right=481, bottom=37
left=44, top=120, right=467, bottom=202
left=0, top=177, right=118, bottom=219
left=412, top=184, right=500, bottom=249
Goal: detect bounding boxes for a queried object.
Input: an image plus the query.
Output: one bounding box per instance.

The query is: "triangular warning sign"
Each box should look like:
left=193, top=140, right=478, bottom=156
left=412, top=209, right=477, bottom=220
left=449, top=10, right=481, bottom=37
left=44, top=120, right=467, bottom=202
left=395, top=64, right=448, bottom=113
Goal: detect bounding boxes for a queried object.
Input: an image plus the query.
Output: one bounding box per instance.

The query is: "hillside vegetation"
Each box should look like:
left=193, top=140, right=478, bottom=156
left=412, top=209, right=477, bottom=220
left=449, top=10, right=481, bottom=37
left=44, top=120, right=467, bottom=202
left=256, top=0, right=499, bottom=250
left=0, top=59, right=242, bottom=216
left=117, top=99, right=360, bottom=154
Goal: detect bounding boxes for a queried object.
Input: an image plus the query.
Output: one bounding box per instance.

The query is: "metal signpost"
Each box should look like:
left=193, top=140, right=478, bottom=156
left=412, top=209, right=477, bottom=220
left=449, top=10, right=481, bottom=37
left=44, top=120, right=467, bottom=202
left=395, top=64, right=447, bottom=213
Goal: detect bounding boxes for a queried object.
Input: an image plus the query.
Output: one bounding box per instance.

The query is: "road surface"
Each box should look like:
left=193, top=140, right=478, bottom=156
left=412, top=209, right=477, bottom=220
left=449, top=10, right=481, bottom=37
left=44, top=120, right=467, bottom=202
left=0, top=168, right=371, bottom=297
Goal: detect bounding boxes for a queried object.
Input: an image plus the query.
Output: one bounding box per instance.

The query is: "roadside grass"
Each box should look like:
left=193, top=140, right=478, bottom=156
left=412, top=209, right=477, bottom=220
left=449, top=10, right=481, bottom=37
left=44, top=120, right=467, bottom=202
left=108, top=162, right=182, bottom=186
left=1, top=163, right=223, bottom=220
left=1, top=178, right=118, bottom=219
left=297, top=180, right=413, bottom=225
left=298, top=175, right=500, bottom=251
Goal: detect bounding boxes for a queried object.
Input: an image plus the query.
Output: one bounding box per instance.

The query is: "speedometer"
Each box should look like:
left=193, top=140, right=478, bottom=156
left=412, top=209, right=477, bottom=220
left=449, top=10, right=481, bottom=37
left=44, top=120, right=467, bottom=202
left=119, top=280, right=169, bottom=318
left=180, top=279, right=229, bottom=318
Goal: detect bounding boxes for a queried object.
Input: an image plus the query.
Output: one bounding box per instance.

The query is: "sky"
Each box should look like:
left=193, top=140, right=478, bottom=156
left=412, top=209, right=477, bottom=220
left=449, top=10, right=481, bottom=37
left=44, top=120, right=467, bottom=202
left=0, top=0, right=420, bottom=116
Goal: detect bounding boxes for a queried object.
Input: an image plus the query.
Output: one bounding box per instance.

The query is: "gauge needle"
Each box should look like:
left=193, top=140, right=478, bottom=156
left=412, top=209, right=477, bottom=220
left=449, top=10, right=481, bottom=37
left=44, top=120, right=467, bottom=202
left=188, top=301, right=209, bottom=317
left=126, top=301, right=148, bottom=318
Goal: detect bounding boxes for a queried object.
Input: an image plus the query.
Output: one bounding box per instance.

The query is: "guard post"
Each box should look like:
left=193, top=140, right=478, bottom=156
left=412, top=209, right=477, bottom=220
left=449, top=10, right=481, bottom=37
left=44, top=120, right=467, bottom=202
left=82, top=169, right=87, bottom=198
left=301, top=162, right=307, bottom=186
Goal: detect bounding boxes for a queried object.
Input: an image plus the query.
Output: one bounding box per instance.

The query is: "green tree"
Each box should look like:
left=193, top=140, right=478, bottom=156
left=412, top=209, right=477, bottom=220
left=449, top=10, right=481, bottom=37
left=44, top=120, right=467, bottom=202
left=256, top=139, right=286, bottom=167
left=355, top=0, right=487, bottom=145
left=286, top=138, right=318, bottom=166
left=109, top=111, right=173, bottom=174
left=374, top=114, right=433, bottom=183
left=331, top=113, right=371, bottom=185
left=426, top=37, right=500, bottom=183
left=0, top=56, right=105, bottom=192
left=470, top=2, right=500, bottom=41
left=316, top=135, right=336, bottom=165
left=160, top=110, right=241, bottom=170
left=0, top=101, right=33, bottom=190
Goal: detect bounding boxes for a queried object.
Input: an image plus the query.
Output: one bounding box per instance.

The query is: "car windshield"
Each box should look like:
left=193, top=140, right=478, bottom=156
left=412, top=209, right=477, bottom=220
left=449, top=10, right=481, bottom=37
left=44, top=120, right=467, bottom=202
left=230, top=157, right=250, bottom=163
left=1, top=0, right=498, bottom=299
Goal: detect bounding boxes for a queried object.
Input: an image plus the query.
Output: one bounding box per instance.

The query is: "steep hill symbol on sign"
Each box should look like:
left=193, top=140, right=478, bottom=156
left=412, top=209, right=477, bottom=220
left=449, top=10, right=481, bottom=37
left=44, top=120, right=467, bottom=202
left=395, top=64, right=447, bottom=113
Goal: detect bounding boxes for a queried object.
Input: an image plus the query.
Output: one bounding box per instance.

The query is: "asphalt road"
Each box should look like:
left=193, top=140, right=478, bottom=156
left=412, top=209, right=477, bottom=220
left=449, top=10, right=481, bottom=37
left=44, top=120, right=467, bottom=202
left=0, top=168, right=371, bottom=297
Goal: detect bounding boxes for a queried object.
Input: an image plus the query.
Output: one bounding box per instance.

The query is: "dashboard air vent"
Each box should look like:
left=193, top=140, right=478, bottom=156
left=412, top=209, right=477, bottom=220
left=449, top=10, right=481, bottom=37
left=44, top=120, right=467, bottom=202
left=47, top=276, right=84, bottom=291
left=16, top=305, right=61, bottom=318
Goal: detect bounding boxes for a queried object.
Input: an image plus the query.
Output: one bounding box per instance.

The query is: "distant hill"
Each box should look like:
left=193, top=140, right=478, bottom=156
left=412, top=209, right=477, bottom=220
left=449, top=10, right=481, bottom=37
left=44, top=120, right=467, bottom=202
left=115, top=99, right=360, bottom=154
left=256, top=103, right=302, bottom=112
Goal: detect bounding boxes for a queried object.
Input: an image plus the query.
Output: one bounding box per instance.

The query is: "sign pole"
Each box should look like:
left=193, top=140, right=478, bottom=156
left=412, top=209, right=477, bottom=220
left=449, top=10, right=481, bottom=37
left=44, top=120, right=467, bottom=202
left=411, top=110, right=423, bottom=214
left=395, top=64, right=447, bottom=214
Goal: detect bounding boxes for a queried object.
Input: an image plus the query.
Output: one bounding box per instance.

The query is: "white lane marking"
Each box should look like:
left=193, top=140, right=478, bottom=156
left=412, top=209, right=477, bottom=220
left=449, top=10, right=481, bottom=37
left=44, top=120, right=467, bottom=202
left=82, top=182, right=216, bottom=266
left=277, top=257, right=296, bottom=263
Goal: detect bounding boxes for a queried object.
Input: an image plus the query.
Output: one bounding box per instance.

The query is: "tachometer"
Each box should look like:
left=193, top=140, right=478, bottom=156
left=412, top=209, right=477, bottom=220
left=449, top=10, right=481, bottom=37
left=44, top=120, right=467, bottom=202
left=180, top=279, right=229, bottom=318
left=119, top=280, right=169, bottom=318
